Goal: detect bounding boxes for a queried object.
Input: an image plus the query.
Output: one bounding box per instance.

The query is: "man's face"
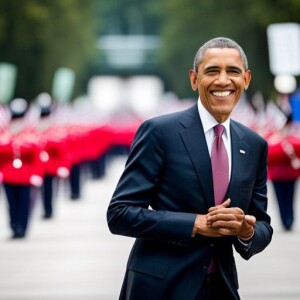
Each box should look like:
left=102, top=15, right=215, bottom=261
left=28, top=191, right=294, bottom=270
left=189, top=48, right=251, bottom=123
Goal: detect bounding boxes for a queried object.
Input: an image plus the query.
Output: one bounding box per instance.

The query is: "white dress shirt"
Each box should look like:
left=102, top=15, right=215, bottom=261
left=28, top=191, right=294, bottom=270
left=197, top=98, right=232, bottom=180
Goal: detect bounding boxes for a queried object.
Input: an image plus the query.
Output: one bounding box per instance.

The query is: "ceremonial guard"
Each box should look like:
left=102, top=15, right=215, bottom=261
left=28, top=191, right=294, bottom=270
left=267, top=123, right=300, bottom=230
left=35, top=93, right=71, bottom=218
left=1, top=98, right=44, bottom=238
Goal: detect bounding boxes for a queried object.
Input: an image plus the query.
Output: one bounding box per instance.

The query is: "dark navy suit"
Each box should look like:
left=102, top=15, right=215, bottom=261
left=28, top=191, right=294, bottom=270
left=107, top=104, right=273, bottom=300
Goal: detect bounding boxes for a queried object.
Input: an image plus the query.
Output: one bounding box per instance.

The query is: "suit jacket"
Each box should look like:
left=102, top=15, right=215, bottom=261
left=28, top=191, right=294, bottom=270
left=107, top=104, right=273, bottom=300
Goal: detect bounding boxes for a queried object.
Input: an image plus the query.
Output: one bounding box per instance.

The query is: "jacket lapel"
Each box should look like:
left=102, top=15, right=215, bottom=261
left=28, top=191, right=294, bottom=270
left=178, top=105, right=251, bottom=209
left=179, top=105, right=215, bottom=209
left=227, top=121, right=250, bottom=206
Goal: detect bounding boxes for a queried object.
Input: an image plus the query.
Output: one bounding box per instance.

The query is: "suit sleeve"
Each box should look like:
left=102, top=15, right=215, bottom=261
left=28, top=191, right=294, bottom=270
left=106, top=119, right=196, bottom=247
left=234, top=140, right=273, bottom=259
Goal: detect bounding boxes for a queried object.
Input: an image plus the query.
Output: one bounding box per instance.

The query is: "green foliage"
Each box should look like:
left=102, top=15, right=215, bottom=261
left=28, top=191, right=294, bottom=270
left=248, top=0, right=300, bottom=26
left=91, top=0, right=164, bottom=76
left=0, top=0, right=96, bottom=101
left=2, top=0, right=299, bottom=102
left=159, top=0, right=300, bottom=100
left=94, top=0, right=163, bottom=35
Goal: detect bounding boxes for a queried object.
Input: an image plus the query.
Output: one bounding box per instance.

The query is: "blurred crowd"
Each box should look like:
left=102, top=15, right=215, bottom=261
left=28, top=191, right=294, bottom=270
left=232, top=91, right=300, bottom=232
left=0, top=93, right=141, bottom=239
left=0, top=88, right=300, bottom=239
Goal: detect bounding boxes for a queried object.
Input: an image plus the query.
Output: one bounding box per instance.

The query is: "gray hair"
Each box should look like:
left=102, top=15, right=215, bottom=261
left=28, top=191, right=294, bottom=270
left=193, top=37, right=248, bottom=71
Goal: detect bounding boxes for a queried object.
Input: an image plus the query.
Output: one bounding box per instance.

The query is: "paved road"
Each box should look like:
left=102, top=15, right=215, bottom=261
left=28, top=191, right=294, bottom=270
left=0, top=156, right=299, bottom=300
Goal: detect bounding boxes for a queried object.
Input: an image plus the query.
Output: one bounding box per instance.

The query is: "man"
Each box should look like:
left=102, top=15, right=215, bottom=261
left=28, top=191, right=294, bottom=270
left=107, top=37, right=273, bottom=300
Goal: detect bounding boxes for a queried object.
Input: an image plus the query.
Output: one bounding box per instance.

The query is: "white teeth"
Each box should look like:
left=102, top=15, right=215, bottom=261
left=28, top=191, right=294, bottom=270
left=212, top=91, right=231, bottom=97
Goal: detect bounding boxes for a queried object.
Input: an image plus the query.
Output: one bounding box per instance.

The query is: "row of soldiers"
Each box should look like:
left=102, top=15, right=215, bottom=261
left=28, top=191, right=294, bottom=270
left=232, top=92, right=300, bottom=231
left=1, top=90, right=300, bottom=238
left=0, top=94, right=141, bottom=238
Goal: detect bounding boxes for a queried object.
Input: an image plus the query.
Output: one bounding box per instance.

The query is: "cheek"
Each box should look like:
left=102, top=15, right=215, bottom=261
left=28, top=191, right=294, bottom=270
left=198, top=81, right=210, bottom=95
left=234, top=89, right=243, bottom=101
left=199, top=88, right=210, bottom=102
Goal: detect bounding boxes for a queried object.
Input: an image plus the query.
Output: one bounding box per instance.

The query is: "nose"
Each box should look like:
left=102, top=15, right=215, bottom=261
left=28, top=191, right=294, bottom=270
left=216, top=70, right=230, bottom=85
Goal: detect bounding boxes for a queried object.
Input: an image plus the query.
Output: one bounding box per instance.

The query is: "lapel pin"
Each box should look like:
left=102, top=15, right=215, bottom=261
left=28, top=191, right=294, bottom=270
left=240, top=149, right=246, bottom=154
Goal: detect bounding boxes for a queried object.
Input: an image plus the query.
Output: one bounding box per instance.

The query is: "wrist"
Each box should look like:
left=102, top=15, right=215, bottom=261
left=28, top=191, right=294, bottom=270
left=238, top=230, right=254, bottom=241
left=192, top=214, right=206, bottom=237
left=191, top=226, right=197, bottom=237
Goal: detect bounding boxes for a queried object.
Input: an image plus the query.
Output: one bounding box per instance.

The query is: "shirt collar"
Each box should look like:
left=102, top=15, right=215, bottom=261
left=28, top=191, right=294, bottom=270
left=197, top=98, right=230, bottom=137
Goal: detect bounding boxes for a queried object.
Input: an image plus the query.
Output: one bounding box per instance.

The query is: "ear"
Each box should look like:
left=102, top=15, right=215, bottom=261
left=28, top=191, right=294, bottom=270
left=244, top=70, right=251, bottom=91
left=189, top=69, right=198, bottom=92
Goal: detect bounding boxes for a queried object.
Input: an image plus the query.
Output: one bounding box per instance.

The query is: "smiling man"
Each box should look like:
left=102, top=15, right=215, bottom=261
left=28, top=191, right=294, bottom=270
left=107, top=37, right=273, bottom=300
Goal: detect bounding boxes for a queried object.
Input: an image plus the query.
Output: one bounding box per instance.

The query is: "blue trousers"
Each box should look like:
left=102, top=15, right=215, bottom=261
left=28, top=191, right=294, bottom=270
left=4, top=183, right=31, bottom=237
left=272, top=180, right=295, bottom=230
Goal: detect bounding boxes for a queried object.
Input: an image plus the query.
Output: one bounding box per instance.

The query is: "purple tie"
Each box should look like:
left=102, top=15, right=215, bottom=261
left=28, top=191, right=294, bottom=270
left=211, top=124, right=229, bottom=205
left=208, top=125, right=229, bottom=274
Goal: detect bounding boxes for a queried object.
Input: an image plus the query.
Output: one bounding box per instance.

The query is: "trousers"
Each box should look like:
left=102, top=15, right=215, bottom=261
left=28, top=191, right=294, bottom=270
left=196, top=272, right=235, bottom=300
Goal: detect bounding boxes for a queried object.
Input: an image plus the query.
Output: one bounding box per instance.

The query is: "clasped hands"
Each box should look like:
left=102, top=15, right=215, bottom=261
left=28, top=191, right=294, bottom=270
left=192, top=199, right=255, bottom=241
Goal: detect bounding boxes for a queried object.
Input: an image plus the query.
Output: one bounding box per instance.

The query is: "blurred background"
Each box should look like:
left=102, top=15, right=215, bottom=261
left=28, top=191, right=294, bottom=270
left=0, top=0, right=300, bottom=299
left=0, top=0, right=299, bottom=101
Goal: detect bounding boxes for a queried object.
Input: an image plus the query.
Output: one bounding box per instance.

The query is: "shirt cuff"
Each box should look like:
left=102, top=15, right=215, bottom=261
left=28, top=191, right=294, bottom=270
left=237, top=232, right=254, bottom=247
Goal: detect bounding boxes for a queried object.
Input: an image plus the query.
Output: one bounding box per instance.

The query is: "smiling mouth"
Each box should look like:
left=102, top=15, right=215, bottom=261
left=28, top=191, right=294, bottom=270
left=211, top=91, right=232, bottom=97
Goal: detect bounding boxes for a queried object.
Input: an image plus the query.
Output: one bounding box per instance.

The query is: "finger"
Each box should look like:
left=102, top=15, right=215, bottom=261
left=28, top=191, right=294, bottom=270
left=209, top=220, right=242, bottom=230
left=199, top=224, right=224, bottom=237
left=244, top=215, right=256, bottom=226
left=207, top=207, right=244, bottom=218
left=208, top=198, right=231, bottom=212
left=207, top=213, right=244, bottom=223
left=208, top=226, right=240, bottom=236
left=221, top=198, right=231, bottom=207
left=216, top=228, right=238, bottom=236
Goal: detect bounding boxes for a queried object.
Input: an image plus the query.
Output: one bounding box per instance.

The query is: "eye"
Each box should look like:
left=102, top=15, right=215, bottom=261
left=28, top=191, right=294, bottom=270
left=229, top=70, right=239, bottom=75
left=205, top=69, right=219, bottom=76
left=227, top=68, right=242, bottom=76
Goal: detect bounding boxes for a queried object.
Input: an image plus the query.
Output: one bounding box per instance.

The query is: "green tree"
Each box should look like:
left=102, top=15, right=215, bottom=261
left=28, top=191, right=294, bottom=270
left=247, top=0, right=300, bottom=98
left=94, top=0, right=163, bottom=36
left=159, top=0, right=300, bottom=100
left=248, top=0, right=300, bottom=26
left=0, top=0, right=96, bottom=101
left=90, top=0, right=164, bottom=76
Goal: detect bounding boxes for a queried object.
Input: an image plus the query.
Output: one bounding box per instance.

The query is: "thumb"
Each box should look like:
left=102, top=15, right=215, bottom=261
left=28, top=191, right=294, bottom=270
left=208, top=198, right=231, bottom=212
left=244, top=215, right=256, bottom=226
left=222, top=198, right=231, bottom=207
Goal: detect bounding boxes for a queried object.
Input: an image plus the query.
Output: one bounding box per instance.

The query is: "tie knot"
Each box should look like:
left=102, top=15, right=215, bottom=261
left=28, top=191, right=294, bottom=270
left=214, top=124, right=225, bottom=137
